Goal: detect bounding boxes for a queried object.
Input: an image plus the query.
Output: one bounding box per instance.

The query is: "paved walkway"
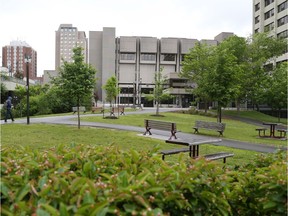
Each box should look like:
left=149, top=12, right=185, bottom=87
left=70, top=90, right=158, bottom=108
left=1, top=108, right=287, bottom=153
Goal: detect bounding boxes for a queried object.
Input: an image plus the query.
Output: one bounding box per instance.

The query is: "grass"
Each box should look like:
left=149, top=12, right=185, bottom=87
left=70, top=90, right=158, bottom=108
left=1, top=110, right=286, bottom=167
left=80, top=111, right=287, bottom=147
left=1, top=123, right=262, bottom=167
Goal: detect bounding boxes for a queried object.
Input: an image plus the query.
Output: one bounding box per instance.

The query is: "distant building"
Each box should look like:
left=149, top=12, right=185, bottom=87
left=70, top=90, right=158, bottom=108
left=2, top=40, right=37, bottom=80
left=89, top=27, right=233, bottom=107
left=253, top=0, right=288, bottom=65
left=55, top=24, right=88, bottom=72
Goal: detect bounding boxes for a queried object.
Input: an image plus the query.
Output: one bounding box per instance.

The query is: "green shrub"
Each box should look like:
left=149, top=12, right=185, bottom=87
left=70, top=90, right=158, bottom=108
left=0, top=145, right=286, bottom=215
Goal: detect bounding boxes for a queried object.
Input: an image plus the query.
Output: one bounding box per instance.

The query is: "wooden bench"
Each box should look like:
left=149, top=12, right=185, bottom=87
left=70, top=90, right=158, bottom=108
left=110, top=106, right=125, bottom=116
left=91, top=107, right=104, bottom=114
left=255, top=128, right=267, bottom=137
left=144, top=119, right=177, bottom=140
left=72, top=106, right=86, bottom=114
left=193, top=120, right=226, bottom=136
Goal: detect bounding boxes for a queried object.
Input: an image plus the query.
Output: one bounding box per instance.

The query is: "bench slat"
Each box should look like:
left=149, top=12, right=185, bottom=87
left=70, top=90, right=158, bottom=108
left=193, top=120, right=225, bottom=136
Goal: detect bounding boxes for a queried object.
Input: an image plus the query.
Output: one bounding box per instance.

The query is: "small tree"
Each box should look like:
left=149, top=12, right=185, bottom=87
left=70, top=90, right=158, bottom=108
left=102, top=76, right=120, bottom=109
left=145, top=68, right=172, bottom=116
left=53, top=46, right=97, bottom=129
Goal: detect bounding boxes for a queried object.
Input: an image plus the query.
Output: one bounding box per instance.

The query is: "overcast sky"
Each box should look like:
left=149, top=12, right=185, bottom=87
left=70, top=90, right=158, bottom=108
left=1, top=0, right=252, bottom=76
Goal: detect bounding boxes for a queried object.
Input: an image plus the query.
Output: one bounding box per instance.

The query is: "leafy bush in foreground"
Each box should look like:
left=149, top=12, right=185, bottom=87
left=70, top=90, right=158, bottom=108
left=0, top=144, right=286, bottom=215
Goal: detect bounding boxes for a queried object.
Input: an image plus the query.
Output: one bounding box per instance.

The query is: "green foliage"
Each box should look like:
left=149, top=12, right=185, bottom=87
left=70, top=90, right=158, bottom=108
left=102, top=76, right=120, bottom=106
left=1, top=145, right=286, bottom=215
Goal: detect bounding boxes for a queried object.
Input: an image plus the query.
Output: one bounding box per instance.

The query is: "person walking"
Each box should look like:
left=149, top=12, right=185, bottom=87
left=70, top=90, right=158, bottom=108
left=4, top=96, right=14, bottom=122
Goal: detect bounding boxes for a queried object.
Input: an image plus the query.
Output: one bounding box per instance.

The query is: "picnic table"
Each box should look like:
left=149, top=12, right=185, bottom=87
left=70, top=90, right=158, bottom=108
left=162, top=139, right=234, bottom=163
left=256, top=122, right=286, bottom=139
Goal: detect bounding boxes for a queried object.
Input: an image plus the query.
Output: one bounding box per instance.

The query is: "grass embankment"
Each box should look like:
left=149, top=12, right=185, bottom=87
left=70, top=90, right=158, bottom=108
left=2, top=110, right=286, bottom=166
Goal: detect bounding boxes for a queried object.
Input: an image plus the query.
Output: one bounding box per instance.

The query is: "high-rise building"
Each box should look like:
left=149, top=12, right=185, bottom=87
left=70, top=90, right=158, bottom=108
left=253, top=0, right=288, bottom=65
left=55, top=24, right=88, bottom=71
left=2, top=40, right=37, bottom=80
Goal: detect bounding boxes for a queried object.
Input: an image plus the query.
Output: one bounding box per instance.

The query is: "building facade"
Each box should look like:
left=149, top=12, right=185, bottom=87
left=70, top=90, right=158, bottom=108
left=55, top=24, right=88, bottom=71
left=2, top=40, right=37, bottom=80
left=89, top=27, right=233, bottom=107
left=253, top=0, right=288, bottom=65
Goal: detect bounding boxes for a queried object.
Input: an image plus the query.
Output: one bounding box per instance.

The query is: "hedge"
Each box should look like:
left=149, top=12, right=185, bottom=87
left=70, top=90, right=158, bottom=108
left=0, top=144, right=287, bottom=215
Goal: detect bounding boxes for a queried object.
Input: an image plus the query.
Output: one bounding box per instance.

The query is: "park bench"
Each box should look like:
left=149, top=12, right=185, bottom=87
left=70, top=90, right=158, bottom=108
left=91, top=107, right=104, bottom=114
left=143, top=119, right=177, bottom=140
left=72, top=106, right=86, bottom=114
left=193, top=120, right=226, bottom=136
left=110, top=106, right=125, bottom=116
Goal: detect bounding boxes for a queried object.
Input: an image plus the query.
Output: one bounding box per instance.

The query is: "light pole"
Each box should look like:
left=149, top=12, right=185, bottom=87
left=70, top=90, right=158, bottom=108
left=24, top=54, right=31, bottom=125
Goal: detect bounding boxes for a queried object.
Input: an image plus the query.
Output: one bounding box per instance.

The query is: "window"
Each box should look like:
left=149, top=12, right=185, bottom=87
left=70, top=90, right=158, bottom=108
left=277, top=30, right=288, bottom=39
left=120, top=53, right=136, bottom=61
left=265, top=0, right=274, bottom=7
left=264, top=9, right=274, bottom=20
left=277, top=16, right=288, bottom=27
left=255, top=16, right=260, bottom=24
left=255, top=3, right=260, bottom=11
left=255, top=28, right=259, bottom=34
left=160, top=54, right=175, bottom=61
left=278, top=1, right=288, bottom=13
left=140, top=53, right=156, bottom=61
left=264, top=22, right=274, bottom=32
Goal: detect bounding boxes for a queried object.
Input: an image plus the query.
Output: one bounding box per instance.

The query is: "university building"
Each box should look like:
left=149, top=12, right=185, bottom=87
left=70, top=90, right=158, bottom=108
left=89, top=27, right=233, bottom=107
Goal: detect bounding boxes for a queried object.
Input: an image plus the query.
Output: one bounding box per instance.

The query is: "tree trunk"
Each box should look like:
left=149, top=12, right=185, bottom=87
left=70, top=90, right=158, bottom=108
left=236, top=99, right=240, bottom=115
left=77, top=98, right=80, bottom=129
left=217, top=105, right=222, bottom=123
left=278, top=108, right=281, bottom=123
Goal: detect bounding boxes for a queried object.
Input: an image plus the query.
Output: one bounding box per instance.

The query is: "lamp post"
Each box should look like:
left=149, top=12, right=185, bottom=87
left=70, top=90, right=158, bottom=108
left=24, top=55, right=31, bottom=125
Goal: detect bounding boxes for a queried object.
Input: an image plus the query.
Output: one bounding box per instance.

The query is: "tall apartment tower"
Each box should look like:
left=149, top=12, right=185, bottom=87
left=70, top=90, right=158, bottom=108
left=55, top=24, right=88, bottom=71
left=253, top=0, right=288, bottom=65
left=2, top=40, right=37, bottom=79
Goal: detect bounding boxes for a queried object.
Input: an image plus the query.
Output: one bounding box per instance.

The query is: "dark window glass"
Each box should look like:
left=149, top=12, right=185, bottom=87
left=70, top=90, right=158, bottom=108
left=120, top=53, right=135, bottom=61
left=277, top=30, right=288, bottom=39
left=277, top=16, right=288, bottom=27
left=161, top=54, right=176, bottom=61
left=278, top=1, right=287, bottom=12
left=265, top=0, right=274, bottom=7
left=255, top=16, right=260, bottom=24
left=255, top=3, right=260, bottom=11
left=140, top=53, right=156, bottom=61
left=264, top=9, right=274, bottom=20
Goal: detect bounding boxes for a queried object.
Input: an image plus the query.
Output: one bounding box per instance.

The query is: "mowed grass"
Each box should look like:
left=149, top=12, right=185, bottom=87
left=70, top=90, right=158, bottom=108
left=1, top=123, right=263, bottom=167
left=80, top=111, right=287, bottom=147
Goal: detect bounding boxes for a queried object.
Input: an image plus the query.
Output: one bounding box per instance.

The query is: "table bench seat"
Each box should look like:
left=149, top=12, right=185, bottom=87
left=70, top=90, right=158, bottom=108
left=255, top=128, right=267, bottom=137
left=160, top=148, right=190, bottom=160
left=91, top=107, right=104, bottom=114
left=203, top=152, right=234, bottom=163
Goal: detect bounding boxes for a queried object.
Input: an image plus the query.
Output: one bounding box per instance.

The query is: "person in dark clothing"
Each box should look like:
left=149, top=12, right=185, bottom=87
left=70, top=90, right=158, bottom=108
left=4, top=96, right=14, bottom=122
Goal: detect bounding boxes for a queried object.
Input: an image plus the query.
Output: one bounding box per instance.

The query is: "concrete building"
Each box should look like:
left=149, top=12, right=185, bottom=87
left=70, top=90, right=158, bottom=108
left=88, top=28, right=232, bottom=107
left=55, top=24, right=88, bottom=71
left=253, top=0, right=288, bottom=65
left=2, top=40, right=37, bottom=80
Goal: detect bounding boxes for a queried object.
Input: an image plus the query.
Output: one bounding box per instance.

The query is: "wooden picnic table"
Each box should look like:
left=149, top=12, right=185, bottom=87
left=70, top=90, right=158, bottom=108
left=262, top=122, right=279, bottom=138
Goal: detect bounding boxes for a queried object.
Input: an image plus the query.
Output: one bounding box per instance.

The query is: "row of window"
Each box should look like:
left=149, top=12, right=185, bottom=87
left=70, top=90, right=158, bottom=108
left=60, top=28, right=76, bottom=32
left=278, top=15, right=288, bottom=27
left=119, top=53, right=190, bottom=62
left=120, top=53, right=178, bottom=62
left=264, top=8, right=274, bottom=20
left=255, top=15, right=288, bottom=27
left=255, top=0, right=286, bottom=12
left=277, top=30, right=288, bottom=38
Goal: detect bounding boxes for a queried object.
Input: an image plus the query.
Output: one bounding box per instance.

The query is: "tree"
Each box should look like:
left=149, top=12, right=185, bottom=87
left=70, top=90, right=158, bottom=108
left=53, top=46, right=97, bottom=128
left=145, top=68, right=172, bottom=116
left=181, top=43, right=216, bottom=112
left=245, top=33, right=287, bottom=110
left=264, top=62, right=287, bottom=122
left=102, top=76, right=120, bottom=109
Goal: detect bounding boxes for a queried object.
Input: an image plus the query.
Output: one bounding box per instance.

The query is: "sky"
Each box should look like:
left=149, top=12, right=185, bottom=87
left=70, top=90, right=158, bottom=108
left=0, top=0, right=252, bottom=76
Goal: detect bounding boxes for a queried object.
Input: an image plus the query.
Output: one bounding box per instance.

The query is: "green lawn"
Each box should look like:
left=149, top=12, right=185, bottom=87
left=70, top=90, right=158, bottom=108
left=80, top=111, right=287, bottom=147
left=1, top=110, right=286, bottom=167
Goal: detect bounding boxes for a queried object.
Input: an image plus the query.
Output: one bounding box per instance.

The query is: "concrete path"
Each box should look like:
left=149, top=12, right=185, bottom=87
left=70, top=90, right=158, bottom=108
left=1, top=108, right=287, bottom=153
